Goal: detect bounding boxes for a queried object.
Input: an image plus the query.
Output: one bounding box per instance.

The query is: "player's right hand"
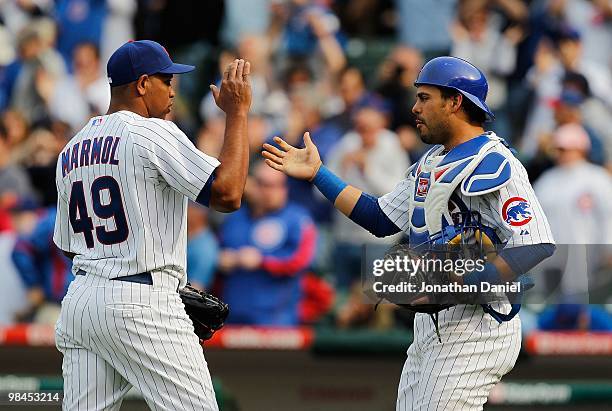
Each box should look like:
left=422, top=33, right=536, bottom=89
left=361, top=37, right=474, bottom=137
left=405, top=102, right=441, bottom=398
left=210, top=59, right=252, bottom=116
left=262, top=132, right=322, bottom=181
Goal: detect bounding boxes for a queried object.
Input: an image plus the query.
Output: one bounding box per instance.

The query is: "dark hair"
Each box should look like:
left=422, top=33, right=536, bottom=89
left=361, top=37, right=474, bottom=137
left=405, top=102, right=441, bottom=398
left=74, top=41, right=100, bottom=60
left=110, top=82, right=131, bottom=96
left=562, top=71, right=591, bottom=98
left=553, top=26, right=581, bottom=46
left=283, top=58, right=314, bottom=87
left=439, top=86, right=486, bottom=125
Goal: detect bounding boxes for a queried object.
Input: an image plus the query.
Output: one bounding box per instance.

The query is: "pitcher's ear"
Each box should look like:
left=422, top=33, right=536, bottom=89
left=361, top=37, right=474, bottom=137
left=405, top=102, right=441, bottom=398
left=136, top=74, right=149, bottom=96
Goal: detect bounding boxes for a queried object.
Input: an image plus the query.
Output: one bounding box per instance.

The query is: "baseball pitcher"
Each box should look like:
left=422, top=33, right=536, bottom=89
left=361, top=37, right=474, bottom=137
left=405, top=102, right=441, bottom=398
left=53, top=40, right=251, bottom=410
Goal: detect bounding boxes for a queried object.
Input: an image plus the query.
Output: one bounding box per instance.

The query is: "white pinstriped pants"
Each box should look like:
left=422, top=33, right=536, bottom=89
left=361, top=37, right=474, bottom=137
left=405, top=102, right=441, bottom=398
left=396, top=305, right=521, bottom=411
left=55, top=271, right=218, bottom=411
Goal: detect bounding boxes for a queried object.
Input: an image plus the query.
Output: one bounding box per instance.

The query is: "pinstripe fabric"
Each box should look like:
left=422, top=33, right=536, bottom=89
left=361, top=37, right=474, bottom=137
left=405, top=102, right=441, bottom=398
left=56, top=272, right=218, bottom=411
left=379, top=136, right=550, bottom=410
left=53, top=111, right=220, bottom=410
left=53, top=111, right=220, bottom=282
left=396, top=306, right=521, bottom=411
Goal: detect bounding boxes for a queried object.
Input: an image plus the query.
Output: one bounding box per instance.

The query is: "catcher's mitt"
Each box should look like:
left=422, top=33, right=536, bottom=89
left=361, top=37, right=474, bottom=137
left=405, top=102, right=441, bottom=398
left=374, top=244, right=478, bottom=313
left=180, top=284, right=229, bottom=341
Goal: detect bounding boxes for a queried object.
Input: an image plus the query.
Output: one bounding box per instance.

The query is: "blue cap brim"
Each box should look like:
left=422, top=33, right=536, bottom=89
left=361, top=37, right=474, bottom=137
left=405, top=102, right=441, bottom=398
left=158, top=62, right=195, bottom=75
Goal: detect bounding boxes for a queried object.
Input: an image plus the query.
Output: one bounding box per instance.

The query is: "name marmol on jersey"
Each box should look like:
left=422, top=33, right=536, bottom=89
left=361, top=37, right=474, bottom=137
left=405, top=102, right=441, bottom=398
left=61, top=136, right=122, bottom=177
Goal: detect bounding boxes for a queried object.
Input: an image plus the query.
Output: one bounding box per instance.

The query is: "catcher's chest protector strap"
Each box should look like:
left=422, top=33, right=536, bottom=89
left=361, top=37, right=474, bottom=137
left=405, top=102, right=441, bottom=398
left=429, top=311, right=442, bottom=343
left=410, top=133, right=508, bottom=238
left=482, top=303, right=521, bottom=323
left=481, top=274, right=534, bottom=323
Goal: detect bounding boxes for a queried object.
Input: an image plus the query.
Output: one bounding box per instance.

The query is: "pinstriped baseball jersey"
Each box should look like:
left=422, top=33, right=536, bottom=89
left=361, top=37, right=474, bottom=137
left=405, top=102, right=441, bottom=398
left=53, top=110, right=219, bottom=282
left=378, top=136, right=554, bottom=247
left=53, top=110, right=221, bottom=411
left=376, top=134, right=553, bottom=410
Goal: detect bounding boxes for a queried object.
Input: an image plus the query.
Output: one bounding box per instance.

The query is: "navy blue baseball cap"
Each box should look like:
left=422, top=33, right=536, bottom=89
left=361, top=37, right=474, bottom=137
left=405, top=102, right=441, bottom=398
left=107, top=40, right=195, bottom=87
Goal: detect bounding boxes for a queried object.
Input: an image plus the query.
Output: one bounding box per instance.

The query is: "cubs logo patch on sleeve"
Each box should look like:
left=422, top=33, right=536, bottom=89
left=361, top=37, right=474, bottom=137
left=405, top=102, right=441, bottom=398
left=502, top=196, right=533, bottom=226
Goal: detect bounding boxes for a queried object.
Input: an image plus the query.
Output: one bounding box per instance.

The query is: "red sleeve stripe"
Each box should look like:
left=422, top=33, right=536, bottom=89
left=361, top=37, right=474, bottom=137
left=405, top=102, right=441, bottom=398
left=14, top=240, right=35, bottom=255
left=261, top=222, right=317, bottom=276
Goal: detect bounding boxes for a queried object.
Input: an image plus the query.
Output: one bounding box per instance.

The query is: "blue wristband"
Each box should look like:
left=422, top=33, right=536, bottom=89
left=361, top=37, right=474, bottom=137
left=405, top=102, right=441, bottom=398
left=462, top=262, right=503, bottom=288
left=312, top=165, right=347, bottom=203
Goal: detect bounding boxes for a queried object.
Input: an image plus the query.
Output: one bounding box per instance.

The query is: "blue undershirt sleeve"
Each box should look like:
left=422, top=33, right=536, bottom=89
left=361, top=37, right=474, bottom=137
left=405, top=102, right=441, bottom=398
left=498, top=243, right=556, bottom=274
left=348, top=193, right=401, bottom=238
left=195, top=170, right=216, bottom=207
left=463, top=243, right=556, bottom=286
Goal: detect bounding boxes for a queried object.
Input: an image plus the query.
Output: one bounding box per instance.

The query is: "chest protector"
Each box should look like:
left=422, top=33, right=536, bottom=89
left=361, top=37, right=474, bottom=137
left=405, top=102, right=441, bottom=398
left=406, top=134, right=530, bottom=324
left=407, top=133, right=512, bottom=245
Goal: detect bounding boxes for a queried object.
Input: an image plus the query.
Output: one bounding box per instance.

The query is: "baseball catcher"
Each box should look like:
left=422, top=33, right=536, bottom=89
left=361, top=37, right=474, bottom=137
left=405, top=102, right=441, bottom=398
left=262, top=56, right=555, bottom=410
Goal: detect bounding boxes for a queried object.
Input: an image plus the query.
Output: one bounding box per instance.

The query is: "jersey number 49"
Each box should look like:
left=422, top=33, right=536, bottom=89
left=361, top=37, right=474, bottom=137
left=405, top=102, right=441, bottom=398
left=69, top=176, right=129, bottom=248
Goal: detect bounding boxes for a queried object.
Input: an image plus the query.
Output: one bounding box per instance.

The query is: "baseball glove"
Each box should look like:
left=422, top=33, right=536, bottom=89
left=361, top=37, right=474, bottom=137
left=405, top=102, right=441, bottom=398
left=374, top=244, right=478, bottom=313
left=180, top=284, right=229, bottom=341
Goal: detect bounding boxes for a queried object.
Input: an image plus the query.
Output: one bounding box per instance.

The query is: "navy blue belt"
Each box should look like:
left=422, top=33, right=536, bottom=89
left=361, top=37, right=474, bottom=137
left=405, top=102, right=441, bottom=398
left=76, top=269, right=153, bottom=285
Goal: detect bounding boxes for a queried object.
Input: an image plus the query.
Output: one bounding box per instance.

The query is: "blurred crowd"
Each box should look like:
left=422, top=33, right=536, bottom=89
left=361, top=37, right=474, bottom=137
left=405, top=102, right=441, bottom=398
left=0, top=0, right=610, bottom=332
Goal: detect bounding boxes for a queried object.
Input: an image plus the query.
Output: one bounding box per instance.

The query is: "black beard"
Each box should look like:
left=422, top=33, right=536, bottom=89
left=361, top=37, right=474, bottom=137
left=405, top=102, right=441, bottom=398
left=419, top=130, right=449, bottom=148
left=419, top=131, right=435, bottom=145
left=418, top=126, right=451, bottom=146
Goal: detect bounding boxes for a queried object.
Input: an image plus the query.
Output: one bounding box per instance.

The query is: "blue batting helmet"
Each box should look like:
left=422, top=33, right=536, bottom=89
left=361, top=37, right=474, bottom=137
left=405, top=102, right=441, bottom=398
left=414, top=56, right=495, bottom=121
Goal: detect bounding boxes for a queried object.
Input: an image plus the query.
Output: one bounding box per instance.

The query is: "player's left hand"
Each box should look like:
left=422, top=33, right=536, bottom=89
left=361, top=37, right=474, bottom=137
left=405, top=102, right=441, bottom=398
left=262, top=132, right=323, bottom=181
left=210, top=59, right=252, bottom=116
left=180, top=284, right=229, bottom=341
